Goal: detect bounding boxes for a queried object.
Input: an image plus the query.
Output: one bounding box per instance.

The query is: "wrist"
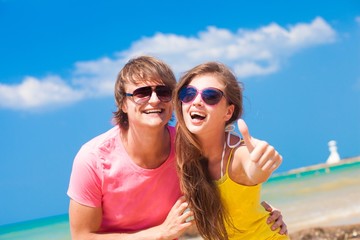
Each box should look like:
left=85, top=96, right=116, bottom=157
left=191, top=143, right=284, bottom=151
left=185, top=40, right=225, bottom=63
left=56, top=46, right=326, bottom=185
left=154, top=226, right=167, bottom=240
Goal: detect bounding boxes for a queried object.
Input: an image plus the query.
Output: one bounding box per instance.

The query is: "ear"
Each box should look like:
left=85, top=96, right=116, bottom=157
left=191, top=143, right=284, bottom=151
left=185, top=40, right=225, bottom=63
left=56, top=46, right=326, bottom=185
left=224, top=104, right=235, bottom=122
left=121, top=102, right=128, bottom=113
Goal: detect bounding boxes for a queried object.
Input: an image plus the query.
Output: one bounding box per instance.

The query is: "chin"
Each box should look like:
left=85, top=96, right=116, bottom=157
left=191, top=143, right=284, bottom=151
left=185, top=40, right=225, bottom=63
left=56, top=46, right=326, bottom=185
left=185, top=124, right=202, bottom=135
left=146, top=119, right=167, bottom=127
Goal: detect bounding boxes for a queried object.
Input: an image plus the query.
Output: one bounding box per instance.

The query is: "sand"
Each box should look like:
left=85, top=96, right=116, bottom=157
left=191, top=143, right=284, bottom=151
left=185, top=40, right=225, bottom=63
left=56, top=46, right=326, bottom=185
left=289, top=223, right=360, bottom=240
left=179, top=223, right=360, bottom=240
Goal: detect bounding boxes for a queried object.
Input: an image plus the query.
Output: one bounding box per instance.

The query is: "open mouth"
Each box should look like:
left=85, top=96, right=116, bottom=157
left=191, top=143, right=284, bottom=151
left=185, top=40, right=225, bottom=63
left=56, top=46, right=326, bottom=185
left=190, top=111, right=206, bottom=120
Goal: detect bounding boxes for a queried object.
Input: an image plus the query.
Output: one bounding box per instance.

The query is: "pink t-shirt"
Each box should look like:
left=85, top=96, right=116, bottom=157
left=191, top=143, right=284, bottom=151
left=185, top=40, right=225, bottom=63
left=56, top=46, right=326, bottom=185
left=67, top=125, right=181, bottom=233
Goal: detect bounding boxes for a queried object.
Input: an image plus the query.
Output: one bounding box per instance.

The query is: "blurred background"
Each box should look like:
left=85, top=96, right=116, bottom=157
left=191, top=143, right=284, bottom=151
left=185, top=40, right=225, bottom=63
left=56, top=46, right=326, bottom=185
left=0, top=0, right=359, bottom=229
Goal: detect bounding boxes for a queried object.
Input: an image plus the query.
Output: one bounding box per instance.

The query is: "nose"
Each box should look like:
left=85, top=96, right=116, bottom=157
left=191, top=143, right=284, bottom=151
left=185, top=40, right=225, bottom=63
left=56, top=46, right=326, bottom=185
left=148, top=89, right=161, bottom=104
left=191, top=92, right=203, bottom=106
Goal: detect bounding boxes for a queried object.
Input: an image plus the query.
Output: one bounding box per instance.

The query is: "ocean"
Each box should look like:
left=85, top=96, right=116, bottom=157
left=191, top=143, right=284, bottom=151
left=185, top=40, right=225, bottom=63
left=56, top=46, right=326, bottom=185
left=262, top=157, right=360, bottom=232
left=1, top=158, right=360, bottom=239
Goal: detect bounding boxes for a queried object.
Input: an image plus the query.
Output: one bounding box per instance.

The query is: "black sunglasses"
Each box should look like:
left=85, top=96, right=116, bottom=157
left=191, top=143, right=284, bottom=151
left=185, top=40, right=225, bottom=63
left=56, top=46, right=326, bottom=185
left=179, top=86, right=224, bottom=105
left=125, top=85, right=172, bottom=104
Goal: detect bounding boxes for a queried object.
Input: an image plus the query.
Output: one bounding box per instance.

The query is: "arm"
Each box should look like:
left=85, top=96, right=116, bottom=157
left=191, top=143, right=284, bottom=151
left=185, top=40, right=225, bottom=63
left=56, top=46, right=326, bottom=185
left=69, top=197, right=194, bottom=240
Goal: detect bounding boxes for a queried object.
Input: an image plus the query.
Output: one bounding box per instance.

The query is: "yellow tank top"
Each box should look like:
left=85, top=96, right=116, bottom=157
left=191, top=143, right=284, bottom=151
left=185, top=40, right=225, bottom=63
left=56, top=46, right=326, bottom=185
left=216, top=149, right=289, bottom=240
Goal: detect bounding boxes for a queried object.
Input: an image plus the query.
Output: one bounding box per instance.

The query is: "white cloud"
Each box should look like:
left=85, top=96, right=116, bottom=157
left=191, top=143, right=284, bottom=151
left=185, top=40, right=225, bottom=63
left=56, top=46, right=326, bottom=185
left=0, top=17, right=336, bottom=110
left=117, top=17, right=336, bottom=77
left=0, top=76, right=84, bottom=110
left=72, top=57, right=124, bottom=97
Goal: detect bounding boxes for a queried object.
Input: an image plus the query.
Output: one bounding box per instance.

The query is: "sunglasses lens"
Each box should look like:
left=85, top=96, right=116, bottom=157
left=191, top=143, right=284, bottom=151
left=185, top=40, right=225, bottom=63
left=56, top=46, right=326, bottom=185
left=131, top=86, right=152, bottom=103
left=129, top=86, right=172, bottom=104
left=202, top=88, right=223, bottom=105
left=155, top=86, right=172, bottom=102
left=179, top=87, right=197, bottom=103
left=179, top=86, right=223, bottom=105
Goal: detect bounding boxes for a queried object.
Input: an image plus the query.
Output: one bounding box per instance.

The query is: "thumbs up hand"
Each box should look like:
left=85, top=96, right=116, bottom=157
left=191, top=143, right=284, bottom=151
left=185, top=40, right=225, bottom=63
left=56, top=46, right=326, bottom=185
left=237, top=119, right=283, bottom=184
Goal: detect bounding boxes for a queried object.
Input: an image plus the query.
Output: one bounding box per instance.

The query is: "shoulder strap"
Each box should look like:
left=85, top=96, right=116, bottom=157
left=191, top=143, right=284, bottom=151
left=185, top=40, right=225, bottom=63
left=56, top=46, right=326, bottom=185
left=225, top=147, right=236, bottom=174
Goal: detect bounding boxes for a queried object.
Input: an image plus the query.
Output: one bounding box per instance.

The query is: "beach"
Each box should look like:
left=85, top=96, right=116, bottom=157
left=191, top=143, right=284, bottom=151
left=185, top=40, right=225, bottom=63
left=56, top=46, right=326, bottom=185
left=289, top=224, right=360, bottom=240
left=180, top=224, right=360, bottom=239
left=1, top=157, right=359, bottom=240
left=264, top=157, right=360, bottom=234
left=180, top=157, right=360, bottom=240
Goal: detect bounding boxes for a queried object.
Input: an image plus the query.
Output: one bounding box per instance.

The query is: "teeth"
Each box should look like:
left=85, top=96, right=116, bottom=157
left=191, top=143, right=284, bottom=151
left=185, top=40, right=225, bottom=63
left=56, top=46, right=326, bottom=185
left=190, top=111, right=205, bottom=117
left=144, top=109, right=162, bottom=114
left=190, top=111, right=206, bottom=119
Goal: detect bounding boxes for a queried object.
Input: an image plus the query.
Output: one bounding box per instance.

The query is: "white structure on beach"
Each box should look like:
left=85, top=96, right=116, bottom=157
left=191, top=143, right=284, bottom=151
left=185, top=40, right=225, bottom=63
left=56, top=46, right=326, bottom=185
left=326, top=140, right=341, bottom=164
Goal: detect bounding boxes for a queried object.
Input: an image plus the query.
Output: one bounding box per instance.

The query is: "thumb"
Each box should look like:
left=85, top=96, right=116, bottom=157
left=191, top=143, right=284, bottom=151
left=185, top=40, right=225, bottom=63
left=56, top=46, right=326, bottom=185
left=237, top=119, right=255, bottom=152
left=261, top=201, right=273, bottom=212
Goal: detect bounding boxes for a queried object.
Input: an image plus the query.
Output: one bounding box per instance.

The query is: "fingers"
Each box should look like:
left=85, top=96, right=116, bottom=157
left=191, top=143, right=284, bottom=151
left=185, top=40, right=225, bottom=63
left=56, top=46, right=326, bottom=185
left=267, top=208, right=280, bottom=224
left=173, top=196, right=187, bottom=208
left=183, top=208, right=195, bottom=223
left=279, top=223, right=288, bottom=235
left=250, top=140, right=282, bottom=172
left=160, top=197, right=195, bottom=239
left=237, top=119, right=254, bottom=152
left=174, top=196, right=194, bottom=223
left=272, top=215, right=288, bottom=235
left=266, top=207, right=288, bottom=235
left=174, top=197, right=188, bottom=213
left=238, top=118, right=283, bottom=176
left=261, top=201, right=273, bottom=212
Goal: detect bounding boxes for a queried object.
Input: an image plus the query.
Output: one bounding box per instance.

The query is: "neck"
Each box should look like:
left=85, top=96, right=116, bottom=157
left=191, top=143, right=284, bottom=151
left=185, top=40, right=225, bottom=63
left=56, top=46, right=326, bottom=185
left=198, top=132, right=226, bottom=164
left=121, top=124, right=170, bottom=169
left=198, top=132, right=227, bottom=180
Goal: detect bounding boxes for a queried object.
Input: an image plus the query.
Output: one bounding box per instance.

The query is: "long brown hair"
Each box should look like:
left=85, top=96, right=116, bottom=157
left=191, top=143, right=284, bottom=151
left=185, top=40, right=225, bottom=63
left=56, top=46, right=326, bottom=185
left=113, top=55, right=176, bottom=130
left=174, top=62, right=243, bottom=240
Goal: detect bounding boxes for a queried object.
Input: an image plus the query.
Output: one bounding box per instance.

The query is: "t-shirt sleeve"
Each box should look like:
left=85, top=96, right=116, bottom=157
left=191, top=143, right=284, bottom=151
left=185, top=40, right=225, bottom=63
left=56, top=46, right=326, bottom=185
left=67, top=145, right=103, bottom=207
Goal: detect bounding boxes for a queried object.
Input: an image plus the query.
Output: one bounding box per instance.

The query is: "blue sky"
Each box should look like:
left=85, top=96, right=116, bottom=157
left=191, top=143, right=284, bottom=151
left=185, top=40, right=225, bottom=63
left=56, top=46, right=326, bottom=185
left=0, top=0, right=359, bottom=226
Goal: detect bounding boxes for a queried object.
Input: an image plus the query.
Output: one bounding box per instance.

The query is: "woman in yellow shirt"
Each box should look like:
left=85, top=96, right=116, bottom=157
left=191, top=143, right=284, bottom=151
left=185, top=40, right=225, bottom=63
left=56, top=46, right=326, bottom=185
left=174, top=61, right=289, bottom=240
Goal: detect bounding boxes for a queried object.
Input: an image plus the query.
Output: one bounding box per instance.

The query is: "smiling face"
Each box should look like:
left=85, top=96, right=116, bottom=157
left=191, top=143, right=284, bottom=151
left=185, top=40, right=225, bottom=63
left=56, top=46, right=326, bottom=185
left=181, top=74, right=234, bottom=137
left=122, top=81, right=173, bottom=130
left=114, top=56, right=176, bottom=130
